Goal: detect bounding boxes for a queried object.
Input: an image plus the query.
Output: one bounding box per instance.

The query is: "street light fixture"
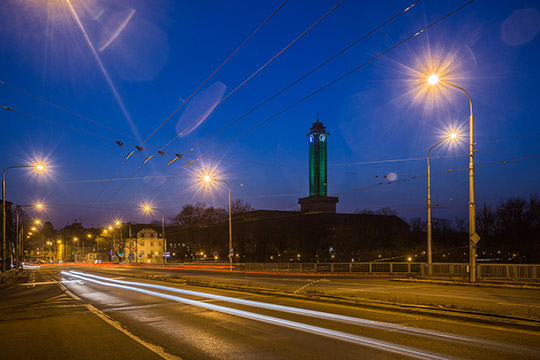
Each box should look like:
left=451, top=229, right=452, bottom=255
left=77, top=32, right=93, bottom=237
left=2, top=163, right=45, bottom=282
left=426, top=132, right=457, bottom=276
left=143, top=205, right=166, bottom=266
left=427, top=74, right=479, bottom=282
left=73, top=237, right=78, bottom=262
left=203, top=175, right=233, bottom=271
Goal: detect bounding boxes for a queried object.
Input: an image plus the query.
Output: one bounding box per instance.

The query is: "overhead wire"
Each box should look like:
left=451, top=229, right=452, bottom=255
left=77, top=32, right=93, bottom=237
left=155, top=0, right=345, bottom=154
left=138, top=0, right=290, bottom=148
left=186, top=0, right=423, bottom=154
left=142, top=0, right=477, bottom=198
left=75, top=1, right=291, bottom=219
left=0, top=80, right=136, bottom=141
left=103, top=0, right=347, bottom=207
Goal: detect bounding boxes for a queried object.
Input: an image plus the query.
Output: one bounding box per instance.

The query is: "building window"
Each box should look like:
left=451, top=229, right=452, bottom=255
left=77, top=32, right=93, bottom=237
left=159, top=241, right=162, bottom=247
left=140, top=250, right=144, bottom=255
left=150, top=241, right=154, bottom=247
left=140, top=241, right=144, bottom=247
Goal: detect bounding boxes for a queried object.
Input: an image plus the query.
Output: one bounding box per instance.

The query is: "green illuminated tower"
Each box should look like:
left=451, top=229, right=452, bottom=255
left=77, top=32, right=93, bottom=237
left=299, top=116, right=338, bottom=213
left=309, top=119, right=328, bottom=196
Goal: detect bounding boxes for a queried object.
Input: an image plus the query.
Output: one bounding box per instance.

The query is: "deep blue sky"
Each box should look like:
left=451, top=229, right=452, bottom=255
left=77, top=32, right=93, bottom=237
left=1, top=0, right=539, bottom=228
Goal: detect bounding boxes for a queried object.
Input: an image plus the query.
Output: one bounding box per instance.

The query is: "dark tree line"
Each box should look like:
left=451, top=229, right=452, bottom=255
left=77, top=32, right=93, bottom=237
left=409, top=194, right=540, bottom=263
left=169, top=200, right=254, bottom=229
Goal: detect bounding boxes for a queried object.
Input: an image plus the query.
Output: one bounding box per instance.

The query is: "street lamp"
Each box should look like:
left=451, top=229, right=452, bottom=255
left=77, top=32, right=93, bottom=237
left=143, top=205, right=166, bottom=266
left=2, top=163, right=45, bottom=282
left=15, top=204, right=43, bottom=269
left=85, top=234, right=92, bottom=264
left=427, top=74, right=479, bottom=282
left=73, top=237, right=78, bottom=262
left=426, top=133, right=457, bottom=276
left=203, top=175, right=233, bottom=271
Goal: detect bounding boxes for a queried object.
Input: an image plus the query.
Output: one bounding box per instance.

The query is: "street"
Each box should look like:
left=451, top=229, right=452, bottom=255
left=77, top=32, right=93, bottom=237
left=1, top=267, right=539, bottom=359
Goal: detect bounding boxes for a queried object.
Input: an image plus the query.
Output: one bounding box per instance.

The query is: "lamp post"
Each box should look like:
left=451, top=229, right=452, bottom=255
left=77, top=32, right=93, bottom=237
left=73, top=237, right=78, bottom=262
left=204, top=175, right=233, bottom=271
left=85, top=234, right=91, bottom=264
left=426, top=133, right=457, bottom=276
left=2, top=164, right=44, bottom=282
left=143, top=206, right=166, bottom=266
left=15, top=205, right=44, bottom=268
left=428, top=74, right=479, bottom=282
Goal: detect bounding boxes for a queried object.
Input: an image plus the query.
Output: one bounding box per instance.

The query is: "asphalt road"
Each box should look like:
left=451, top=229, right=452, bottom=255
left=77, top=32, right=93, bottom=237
left=77, top=265, right=540, bottom=320
left=1, top=267, right=539, bottom=359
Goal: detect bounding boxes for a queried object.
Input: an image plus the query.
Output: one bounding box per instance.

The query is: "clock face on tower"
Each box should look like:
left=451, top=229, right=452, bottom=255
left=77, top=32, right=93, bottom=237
left=309, top=135, right=314, bottom=143
left=319, top=134, right=326, bottom=142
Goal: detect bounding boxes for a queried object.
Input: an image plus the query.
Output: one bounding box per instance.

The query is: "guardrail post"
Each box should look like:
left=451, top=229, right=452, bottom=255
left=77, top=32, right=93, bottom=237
left=315, top=262, right=318, bottom=273
left=369, top=262, right=372, bottom=274
left=331, top=263, right=334, bottom=273
left=349, top=263, right=352, bottom=273
left=390, top=263, right=393, bottom=273
left=300, top=263, right=302, bottom=272
left=408, top=262, right=411, bottom=273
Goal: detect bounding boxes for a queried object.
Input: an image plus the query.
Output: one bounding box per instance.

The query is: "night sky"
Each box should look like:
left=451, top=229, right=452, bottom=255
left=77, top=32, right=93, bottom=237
left=1, top=0, right=539, bottom=229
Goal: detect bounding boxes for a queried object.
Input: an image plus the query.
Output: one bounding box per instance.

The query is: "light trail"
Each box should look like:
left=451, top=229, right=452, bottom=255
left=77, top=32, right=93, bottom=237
left=63, top=271, right=448, bottom=360
left=69, top=271, right=476, bottom=356
left=68, top=270, right=479, bottom=343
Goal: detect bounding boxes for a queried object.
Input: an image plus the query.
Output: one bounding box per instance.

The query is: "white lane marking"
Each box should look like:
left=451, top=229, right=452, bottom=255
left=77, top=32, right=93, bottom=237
left=58, top=278, right=182, bottom=360
left=65, top=271, right=448, bottom=360
left=294, top=278, right=327, bottom=294
left=69, top=271, right=473, bottom=344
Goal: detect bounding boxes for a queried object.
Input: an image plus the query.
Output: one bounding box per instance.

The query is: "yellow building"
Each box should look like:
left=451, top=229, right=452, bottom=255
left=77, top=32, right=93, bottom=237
left=125, top=227, right=165, bottom=264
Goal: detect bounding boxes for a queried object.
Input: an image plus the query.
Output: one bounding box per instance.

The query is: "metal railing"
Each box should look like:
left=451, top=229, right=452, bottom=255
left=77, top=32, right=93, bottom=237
left=239, top=262, right=540, bottom=284
left=241, top=262, right=422, bottom=275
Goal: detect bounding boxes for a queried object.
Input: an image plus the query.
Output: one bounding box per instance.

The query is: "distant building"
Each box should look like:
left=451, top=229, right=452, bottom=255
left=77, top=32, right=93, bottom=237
left=298, top=117, right=339, bottom=213
left=175, top=210, right=411, bottom=263
left=168, top=117, right=413, bottom=263
left=123, top=225, right=166, bottom=264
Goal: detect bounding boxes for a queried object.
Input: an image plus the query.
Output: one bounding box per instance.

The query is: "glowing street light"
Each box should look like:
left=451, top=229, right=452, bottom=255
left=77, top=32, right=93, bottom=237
left=2, top=163, right=45, bottom=282
left=427, top=73, right=479, bottom=283
left=426, top=132, right=457, bottom=276
left=73, top=237, right=78, bottom=262
left=427, top=74, right=439, bottom=85
left=203, top=175, right=233, bottom=271
left=143, top=205, right=166, bottom=266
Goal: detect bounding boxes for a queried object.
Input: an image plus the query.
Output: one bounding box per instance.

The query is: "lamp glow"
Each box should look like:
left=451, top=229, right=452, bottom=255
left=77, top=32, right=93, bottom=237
left=449, top=133, right=457, bottom=139
left=427, top=74, right=439, bottom=85
left=203, top=175, right=211, bottom=183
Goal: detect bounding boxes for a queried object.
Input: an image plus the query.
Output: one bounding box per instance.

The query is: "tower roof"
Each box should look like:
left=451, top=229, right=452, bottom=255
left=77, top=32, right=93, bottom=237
left=310, top=118, right=326, bottom=134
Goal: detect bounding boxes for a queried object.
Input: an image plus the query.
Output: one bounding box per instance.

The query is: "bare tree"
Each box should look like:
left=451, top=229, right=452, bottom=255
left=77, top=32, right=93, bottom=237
left=230, top=199, right=254, bottom=217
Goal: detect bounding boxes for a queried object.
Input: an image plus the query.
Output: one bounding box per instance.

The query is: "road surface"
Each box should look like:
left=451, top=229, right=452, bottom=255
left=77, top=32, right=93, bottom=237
left=1, top=267, right=539, bottom=359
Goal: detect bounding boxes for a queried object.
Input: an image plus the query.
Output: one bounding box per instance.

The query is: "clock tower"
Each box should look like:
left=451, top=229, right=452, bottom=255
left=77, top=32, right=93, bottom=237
left=299, top=116, right=339, bottom=213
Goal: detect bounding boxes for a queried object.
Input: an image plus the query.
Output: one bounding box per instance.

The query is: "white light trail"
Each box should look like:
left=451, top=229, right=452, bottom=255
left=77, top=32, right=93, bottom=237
left=69, top=270, right=470, bottom=343
left=64, top=271, right=449, bottom=360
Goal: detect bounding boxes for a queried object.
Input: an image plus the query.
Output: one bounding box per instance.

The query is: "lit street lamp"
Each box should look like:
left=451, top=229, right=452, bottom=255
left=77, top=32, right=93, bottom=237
left=203, top=175, right=233, bottom=271
left=73, top=237, right=78, bottom=262
left=427, top=133, right=457, bottom=276
left=427, top=74, right=479, bottom=282
left=143, top=205, right=166, bottom=266
left=2, top=163, right=45, bottom=282
left=85, top=234, right=92, bottom=263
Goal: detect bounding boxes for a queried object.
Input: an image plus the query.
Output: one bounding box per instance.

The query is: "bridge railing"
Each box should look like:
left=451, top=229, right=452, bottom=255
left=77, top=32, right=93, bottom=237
left=240, top=262, right=540, bottom=284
